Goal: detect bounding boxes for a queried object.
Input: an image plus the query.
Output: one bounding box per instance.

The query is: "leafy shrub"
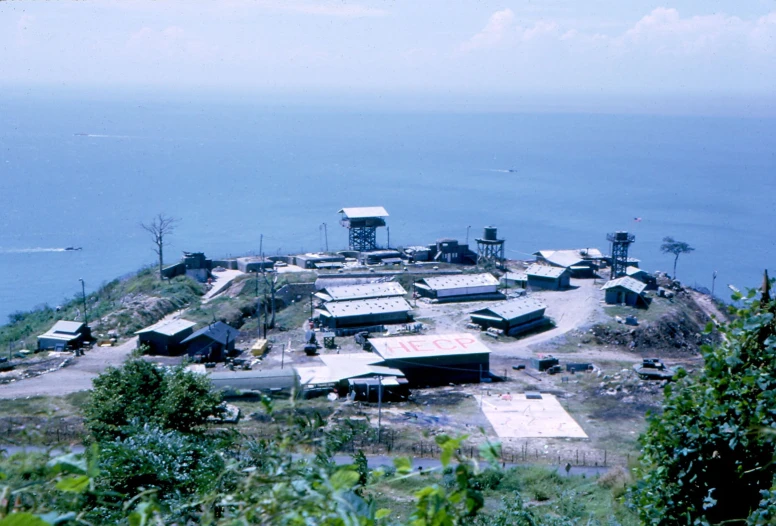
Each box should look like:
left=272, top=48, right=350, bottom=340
left=469, top=468, right=504, bottom=491
left=597, top=465, right=630, bottom=497
left=520, top=467, right=564, bottom=502
left=633, top=279, right=776, bottom=524
left=498, top=468, right=523, bottom=493
left=99, top=424, right=224, bottom=498
left=84, top=360, right=222, bottom=442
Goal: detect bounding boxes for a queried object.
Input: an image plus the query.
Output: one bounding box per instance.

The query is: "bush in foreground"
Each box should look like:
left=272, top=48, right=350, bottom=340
left=84, top=359, right=222, bottom=442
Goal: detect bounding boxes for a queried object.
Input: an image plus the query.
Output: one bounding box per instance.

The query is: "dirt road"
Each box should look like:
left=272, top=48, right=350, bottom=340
left=0, top=337, right=137, bottom=399
left=688, top=290, right=728, bottom=326
left=495, top=278, right=604, bottom=354
left=0, top=308, right=193, bottom=399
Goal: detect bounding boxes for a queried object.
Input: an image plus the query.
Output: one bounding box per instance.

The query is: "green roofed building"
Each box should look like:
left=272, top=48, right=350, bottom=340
left=317, top=297, right=413, bottom=329
left=135, top=318, right=197, bottom=356
left=37, top=321, right=91, bottom=351
left=602, top=276, right=648, bottom=307
left=470, top=297, right=549, bottom=336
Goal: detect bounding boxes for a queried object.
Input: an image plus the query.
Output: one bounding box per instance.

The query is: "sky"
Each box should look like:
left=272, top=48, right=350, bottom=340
left=1, top=0, right=776, bottom=112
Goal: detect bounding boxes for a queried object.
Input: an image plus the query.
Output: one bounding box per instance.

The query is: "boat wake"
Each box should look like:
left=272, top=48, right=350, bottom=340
left=74, top=133, right=134, bottom=139
left=482, top=169, right=518, bottom=174
left=0, top=248, right=76, bottom=254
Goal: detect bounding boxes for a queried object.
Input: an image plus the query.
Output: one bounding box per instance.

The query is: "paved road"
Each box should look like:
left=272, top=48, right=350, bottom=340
left=0, top=337, right=138, bottom=399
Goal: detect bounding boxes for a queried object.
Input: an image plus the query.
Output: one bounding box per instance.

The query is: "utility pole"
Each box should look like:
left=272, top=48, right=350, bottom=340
left=322, top=223, right=329, bottom=252
left=466, top=225, right=471, bottom=246
left=377, top=375, right=383, bottom=444
left=310, top=293, right=314, bottom=320
left=711, top=270, right=718, bottom=301
left=262, top=302, right=267, bottom=339
left=387, top=227, right=390, bottom=249
left=78, top=278, right=88, bottom=325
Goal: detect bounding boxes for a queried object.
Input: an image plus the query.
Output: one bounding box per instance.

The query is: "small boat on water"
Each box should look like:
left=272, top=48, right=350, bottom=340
left=65, top=247, right=83, bottom=251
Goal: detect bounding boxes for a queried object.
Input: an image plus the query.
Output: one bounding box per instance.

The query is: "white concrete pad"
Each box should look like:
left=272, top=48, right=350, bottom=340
left=203, top=269, right=244, bottom=302
left=477, top=393, right=588, bottom=438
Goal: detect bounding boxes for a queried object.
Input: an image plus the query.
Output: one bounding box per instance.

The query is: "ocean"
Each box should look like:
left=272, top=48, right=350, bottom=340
left=1, top=91, right=775, bottom=323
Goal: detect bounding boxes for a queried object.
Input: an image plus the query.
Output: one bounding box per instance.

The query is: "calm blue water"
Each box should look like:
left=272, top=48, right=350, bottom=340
left=1, top=92, right=775, bottom=322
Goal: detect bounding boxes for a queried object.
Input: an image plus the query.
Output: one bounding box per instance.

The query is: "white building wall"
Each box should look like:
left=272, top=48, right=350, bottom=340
left=436, top=285, right=498, bottom=298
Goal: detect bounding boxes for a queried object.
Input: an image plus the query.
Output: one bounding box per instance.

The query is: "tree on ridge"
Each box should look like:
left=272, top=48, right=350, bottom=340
left=141, top=213, right=179, bottom=280
left=661, top=236, right=694, bottom=280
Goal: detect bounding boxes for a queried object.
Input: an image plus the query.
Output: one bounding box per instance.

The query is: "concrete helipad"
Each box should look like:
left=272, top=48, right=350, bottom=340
left=477, top=392, right=588, bottom=438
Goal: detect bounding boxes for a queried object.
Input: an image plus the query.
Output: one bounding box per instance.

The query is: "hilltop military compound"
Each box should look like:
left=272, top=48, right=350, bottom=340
left=1, top=207, right=720, bottom=470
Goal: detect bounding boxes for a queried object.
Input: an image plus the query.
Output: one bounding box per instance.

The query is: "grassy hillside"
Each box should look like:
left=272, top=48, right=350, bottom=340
left=0, top=267, right=204, bottom=350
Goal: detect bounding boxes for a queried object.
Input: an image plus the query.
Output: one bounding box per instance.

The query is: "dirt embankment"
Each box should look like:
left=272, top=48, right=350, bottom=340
left=591, top=289, right=724, bottom=356
left=98, top=293, right=191, bottom=336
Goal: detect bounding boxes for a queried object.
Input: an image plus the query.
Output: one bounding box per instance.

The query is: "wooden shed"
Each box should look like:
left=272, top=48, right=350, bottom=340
left=37, top=321, right=91, bottom=351
left=181, top=321, right=240, bottom=362
left=470, top=298, right=549, bottom=336
left=135, top=318, right=196, bottom=356
left=602, top=277, right=648, bottom=307
left=526, top=264, right=571, bottom=290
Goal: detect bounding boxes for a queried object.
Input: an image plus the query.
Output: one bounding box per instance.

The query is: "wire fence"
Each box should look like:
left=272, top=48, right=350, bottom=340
left=0, top=416, right=85, bottom=445
left=241, top=426, right=629, bottom=468
left=2, top=416, right=632, bottom=469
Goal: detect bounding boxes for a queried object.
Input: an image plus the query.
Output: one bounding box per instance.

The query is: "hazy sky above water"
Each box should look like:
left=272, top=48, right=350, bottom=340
left=1, top=1, right=776, bottom=115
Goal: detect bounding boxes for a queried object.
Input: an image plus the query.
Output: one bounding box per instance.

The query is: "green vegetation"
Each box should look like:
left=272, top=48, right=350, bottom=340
left=602, top=296, right=677, bottom=324
left=660, top=236, right=694, bottom=280
left=84, top=359, right=222, bottom=442
left=0, top=267, right=204, bottom=349
left=0, top=392, right=89, bottom=419
left=633, top=276, right=776, bottom=523
left=185, top=295, right=257, bottom=326
left=0, top=359, right=635, bottom=524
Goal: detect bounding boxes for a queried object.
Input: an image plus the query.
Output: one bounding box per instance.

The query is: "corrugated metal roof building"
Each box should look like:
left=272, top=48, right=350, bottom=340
left=414, top=273, right=501, bottom=301
left=470, top=298, right=549, bottom=336
left=297, top=353, right=408, bottom=399
left=317, top=297, right=413, bottom=329
left=37, top=321, right=91, bottom=351
left=181, top=321, right=240, bottom=362
left=368, top=333, right=491, bottom=386
left=602, top=277, right=648, bottom=307
left=526, top=264, right=571, bottom=290
left=500, top=272, right=528, bottom=289
left=135, top=318, right=197, bottom=356
left=625, top=266, right=656, bottom=288
left=533, top=249, right=600, bottom=277
left=293, top=253, right=346, bottom=269
left=315, top=282, right=407, bottom=302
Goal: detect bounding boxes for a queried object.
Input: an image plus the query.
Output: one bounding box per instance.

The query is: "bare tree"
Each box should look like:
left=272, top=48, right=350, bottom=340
left=141, top=213, right=180, bottom=279
left=661, top=236, right=694, bottom=280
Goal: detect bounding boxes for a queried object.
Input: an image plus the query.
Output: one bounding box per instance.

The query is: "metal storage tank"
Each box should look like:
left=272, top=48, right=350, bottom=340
left=483, top=226, right=498, bottom=241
